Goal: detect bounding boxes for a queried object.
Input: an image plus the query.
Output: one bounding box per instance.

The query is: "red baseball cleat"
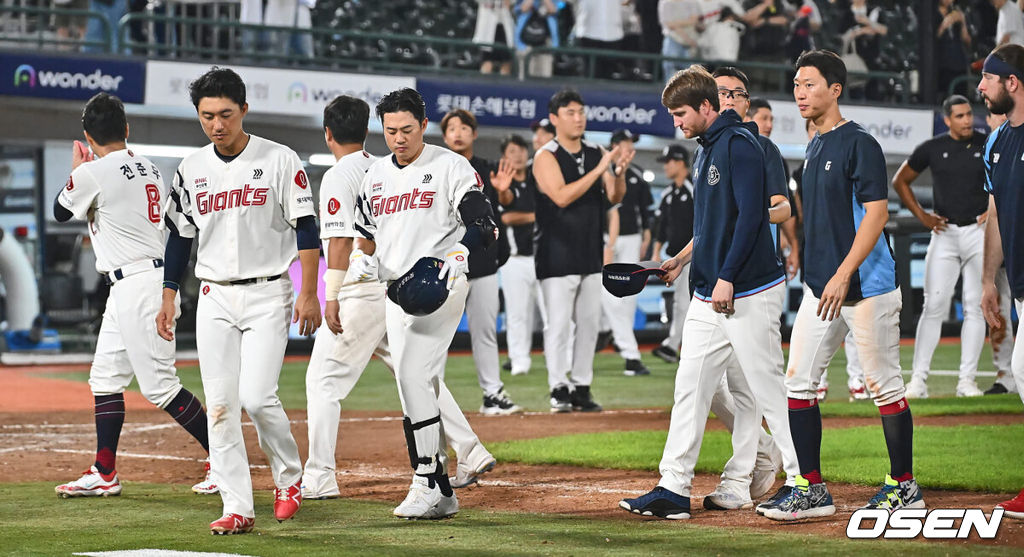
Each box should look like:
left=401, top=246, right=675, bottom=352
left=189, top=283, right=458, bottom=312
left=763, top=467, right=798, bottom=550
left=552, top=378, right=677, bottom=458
left=209, top=513, right=254, bottom=535
left=997, top=488, right=1024, bottom=519
left=274, top=481, right=302, bottom=522
left=55, top=466, right=121, bottom=498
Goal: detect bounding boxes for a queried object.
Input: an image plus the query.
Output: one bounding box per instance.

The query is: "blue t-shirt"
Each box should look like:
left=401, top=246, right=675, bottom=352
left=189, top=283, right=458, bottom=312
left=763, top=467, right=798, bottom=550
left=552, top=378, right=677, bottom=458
left=689, top=110, right=785, bottom=300
left=801, top=121, right=897, bottom=301
left=984, top=121, right=1024, bottom=298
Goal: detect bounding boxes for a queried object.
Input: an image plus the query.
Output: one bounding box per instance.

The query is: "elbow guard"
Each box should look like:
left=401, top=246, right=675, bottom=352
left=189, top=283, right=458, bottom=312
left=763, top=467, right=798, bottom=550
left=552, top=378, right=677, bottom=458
left=458, top=190, right=498, bottom=252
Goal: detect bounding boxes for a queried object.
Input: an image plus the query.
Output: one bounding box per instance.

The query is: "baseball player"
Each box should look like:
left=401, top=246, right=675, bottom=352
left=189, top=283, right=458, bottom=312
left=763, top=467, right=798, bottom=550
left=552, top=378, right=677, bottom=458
left=302, top=95, right=497, bottom=499
left=441, top=109, right=522, bottom=415
left=496, top=134, right=545, bottom=376
left=599, top=128, right=654, bottom=377
left=348, top=87, right=499, bottom=519
left=764, top=50, right=922, bottom=521
left=979, top=44, right=1024, bottom=519
left=533, top=89, right=629, bottom=413
left=651, top=145, right=693, bottom=365
left=531, top=118, right=556, bottom=152
left=157, top=67, right=322, bottom=534
left=620, top=65, right=797, bottom=520
left=53, top=93, right=214, bottom=499
left=895, top=95, right=990, bottom=399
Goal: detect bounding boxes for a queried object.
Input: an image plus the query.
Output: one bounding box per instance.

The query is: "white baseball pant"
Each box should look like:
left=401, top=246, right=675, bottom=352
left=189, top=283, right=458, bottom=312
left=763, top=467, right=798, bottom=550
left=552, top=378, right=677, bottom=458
left=501, top=255, right=545, bottom=374
left=601, top=233, right=644, bottom=360
left=819, top=332, right=867, bottom=394
left=911, top=223, right=985, bottom=387
left=540, top=273, right=601, bottom=390
left=660, top=263, right=692, bottom=352
left=658, top=284, right=799, bottom=497
left=786, top=286, right=906, bottom=406
left=196, top=277, right=302, bottom=519
left=89, top=268, right=183, bottom=408
left=1012, top=299, right=1024, bottom=405
left=993, top=268, right=1017, bottom=391
left=386, top=277, right=470, bottom=476
left=466, top=274, right=503, bottom=397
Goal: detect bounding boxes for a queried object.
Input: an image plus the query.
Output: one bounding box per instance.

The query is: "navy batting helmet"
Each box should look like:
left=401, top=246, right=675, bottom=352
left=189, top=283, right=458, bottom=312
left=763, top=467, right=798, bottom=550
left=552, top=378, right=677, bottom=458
left=387, top=257, right=450, bottom=315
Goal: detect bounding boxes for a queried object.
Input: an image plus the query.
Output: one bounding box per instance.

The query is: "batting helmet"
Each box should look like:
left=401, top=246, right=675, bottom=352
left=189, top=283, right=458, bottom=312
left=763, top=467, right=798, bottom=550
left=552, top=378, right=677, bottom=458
left=387, top=256, right=450, bottom=316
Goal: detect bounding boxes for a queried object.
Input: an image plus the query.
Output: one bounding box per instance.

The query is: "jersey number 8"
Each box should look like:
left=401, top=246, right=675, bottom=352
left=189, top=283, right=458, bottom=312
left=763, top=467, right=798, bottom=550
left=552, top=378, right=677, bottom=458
left=145, top=184, right=161, bottom=224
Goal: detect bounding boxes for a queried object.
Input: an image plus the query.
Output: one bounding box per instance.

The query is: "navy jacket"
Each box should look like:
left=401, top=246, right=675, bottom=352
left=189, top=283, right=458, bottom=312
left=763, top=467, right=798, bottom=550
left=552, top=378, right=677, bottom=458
left=690, top=110, right=784, bottom=300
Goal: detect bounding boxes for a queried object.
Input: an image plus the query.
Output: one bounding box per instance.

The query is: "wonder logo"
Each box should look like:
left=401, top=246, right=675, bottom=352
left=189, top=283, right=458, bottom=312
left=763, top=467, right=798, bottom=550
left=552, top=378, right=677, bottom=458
left=288, top=82, right=308, bottom=103
left=13, top=64, right=35, bottom=87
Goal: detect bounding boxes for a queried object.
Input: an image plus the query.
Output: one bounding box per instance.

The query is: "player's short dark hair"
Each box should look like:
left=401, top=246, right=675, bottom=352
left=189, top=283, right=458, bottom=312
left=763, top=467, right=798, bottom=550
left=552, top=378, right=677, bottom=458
left=749, top=97, right=772, bottom=114
left=548, top=89, right=585, bottom=115
left=712, top=66, right=750, bottom=91
left=323, top=95, right=369, bottom=145
left=662, top=64, right=719, bottom=112
left=500, top=134, right=530, bottom=154
left=376, top=88, right=426, bottom=122
left=441, top=109, right=478, bottom=134
left=188, top=66, right=246, bottom=109
left=941, top=94, right=971, bottom=117
left=81, top=92, right=127, bottom=146
left=795, top=49, right=846, bottom=92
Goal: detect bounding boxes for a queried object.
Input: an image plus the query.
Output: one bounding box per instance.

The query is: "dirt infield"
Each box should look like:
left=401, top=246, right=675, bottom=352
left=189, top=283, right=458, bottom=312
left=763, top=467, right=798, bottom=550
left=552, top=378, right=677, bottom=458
left=2, top=367, right=1023, bottom=548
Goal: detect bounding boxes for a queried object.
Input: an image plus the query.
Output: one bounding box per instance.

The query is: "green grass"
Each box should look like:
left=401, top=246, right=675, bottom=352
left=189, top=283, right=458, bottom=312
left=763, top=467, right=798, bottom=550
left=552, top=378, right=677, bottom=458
left=490, top=424, right=1024, bottom=493
left=44, top=344, right=1023, bottom=416
left=0, top=483, right=1015, bottom=557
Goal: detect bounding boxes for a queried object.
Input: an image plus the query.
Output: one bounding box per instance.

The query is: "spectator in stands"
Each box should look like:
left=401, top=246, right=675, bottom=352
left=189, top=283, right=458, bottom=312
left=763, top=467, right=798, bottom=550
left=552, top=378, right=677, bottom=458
left=742, top=0, right=791, bottom=59
left=514, top=0, right=561, bottom=77
left=937, top=0, right=972, bottom=96
left=993, top=0, right=1024, bottom=46
left=574, top=0, right=625, bottom=79
left=82, top=0, right=127, bottom=53
left=621, top=0, right=653, bottom=79
left=695, top=0, right=756, bottom=62
left=967, top=0, right=998, bottom=63
left=475, top=0, right=517, bottom=75
left=658, top=0, right=701, bottom=78
left=240, top=0, right=315, bottom=59
left=785, top=3, right=821, bottom=64
left=839, top=0, right=887, bottom=99
left=531, top=118, right=556, bottom=151
left=54, top=0, right=88, bottom=50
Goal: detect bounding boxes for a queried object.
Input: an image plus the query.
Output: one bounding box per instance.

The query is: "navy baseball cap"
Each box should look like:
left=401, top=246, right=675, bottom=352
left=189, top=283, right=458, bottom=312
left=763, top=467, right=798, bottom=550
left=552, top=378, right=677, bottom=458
left=610, top=128, right=638, bottom=145
left=656, top=144, right=690, bottom=164
left=387, top=257, right=450, bottom=315
left=602, top=261, right=668, bottom=298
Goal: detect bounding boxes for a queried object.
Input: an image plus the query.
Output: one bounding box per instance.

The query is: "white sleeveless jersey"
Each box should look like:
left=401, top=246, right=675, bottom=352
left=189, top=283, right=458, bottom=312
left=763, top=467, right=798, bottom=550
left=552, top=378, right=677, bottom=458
left=319, top=149, right=377, bottom=254
left=355, top=144, right=482, bottom=281
left=57, top=148, right=166, bottom=274
left=165, top=135, right=315, bottom=282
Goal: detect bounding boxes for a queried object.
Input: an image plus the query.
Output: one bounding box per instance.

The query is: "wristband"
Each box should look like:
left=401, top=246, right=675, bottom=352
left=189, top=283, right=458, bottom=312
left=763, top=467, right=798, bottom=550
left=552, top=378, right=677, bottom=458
left=324, top=268, right=345, bottom=301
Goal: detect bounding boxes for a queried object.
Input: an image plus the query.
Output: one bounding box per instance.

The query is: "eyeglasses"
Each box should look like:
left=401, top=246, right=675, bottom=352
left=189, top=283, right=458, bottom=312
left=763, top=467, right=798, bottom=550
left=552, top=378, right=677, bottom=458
left=718, top=88, right=750, bottom=100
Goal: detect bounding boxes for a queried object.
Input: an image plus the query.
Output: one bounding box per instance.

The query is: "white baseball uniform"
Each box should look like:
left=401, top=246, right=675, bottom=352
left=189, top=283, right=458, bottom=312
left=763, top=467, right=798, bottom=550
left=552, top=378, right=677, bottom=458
left=302, top=149, right=491, bottom=496
left=58, top=149, right=183, bottom=408
left=166, top=134, right=312, bottom=519
left=355, top=143, right=481, bottom=477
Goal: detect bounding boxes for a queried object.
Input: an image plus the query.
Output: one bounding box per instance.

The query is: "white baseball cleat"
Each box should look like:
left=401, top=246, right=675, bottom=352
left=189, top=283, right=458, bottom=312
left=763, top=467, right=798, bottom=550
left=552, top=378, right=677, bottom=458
left=703, top=486, right=754, bottom=510
left=393, top=475, right=458, bottom=519
left=192, top=460, right=219, bottom=495
left=55, top=466, right=122, bottom=498
left=451, top=444, right=497, bottom=489
left=905, top=377, right=929, bottom=399
left=956, top=381, right=984, bottom=397
left=750, top=444, right=782, bottom=499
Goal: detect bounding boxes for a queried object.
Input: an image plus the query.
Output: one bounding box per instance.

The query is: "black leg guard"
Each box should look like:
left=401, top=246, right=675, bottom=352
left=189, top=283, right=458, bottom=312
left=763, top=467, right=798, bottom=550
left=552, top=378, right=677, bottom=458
left=402, top=415, right=441, bottom=470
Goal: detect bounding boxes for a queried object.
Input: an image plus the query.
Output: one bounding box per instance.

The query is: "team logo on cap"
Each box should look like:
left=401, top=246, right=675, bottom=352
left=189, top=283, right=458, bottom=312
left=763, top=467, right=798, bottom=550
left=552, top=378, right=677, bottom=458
left=707, top=164, right=720, bottom=186
left=295, top=170, right=309, bottom=189
left=327, top=198, right=340, bottom=215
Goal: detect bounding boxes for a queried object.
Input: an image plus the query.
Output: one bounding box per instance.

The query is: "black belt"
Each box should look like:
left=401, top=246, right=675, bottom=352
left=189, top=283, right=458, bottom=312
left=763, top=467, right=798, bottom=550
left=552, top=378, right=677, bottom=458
left=228, top=274, right=283, bottom=285
left=105, top=259, right=164, bottom=286
left=946, top=217, right=980, bottom=227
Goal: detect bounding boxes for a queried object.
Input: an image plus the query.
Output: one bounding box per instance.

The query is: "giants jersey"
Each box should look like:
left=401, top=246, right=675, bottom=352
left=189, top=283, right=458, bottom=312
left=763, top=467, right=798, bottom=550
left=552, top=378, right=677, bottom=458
left=57, top=148, right=166, bottom=274
left=165, top=135, right=315, bottom=282
left=355, top=144, right=481, bottom=282
left=319, top=150, right=377, bottom=253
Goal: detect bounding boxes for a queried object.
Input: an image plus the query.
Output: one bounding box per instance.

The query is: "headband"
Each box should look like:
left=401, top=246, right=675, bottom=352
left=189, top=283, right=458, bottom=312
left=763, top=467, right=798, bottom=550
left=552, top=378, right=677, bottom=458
left=983, top=54, right=1024, bottom=80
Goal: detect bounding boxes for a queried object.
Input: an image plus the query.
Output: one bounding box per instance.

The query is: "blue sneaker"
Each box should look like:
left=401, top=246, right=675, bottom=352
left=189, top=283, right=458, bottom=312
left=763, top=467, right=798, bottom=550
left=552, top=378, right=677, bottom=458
left=863, top=475, right=925, bottom=511
left=763, top=475, right=836, bottom=521
left=755, top=484, right=793, bottom=515
left=619, top=486, right=691, bottom=520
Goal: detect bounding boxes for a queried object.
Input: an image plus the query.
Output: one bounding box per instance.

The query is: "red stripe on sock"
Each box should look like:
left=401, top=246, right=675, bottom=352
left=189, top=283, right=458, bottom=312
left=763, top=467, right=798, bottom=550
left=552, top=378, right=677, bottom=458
left=803, top=470, right=823, bottom=484
left=789, top=397, right=817, bottom=409
left=892, top=473, right=914, bottom=482
left=879, top=398, right=909, bottom=415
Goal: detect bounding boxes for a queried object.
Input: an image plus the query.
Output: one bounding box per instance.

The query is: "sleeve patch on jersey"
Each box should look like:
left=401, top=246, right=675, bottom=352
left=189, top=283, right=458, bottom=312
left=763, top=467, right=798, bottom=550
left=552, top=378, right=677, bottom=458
left=65, top=177, right=74, bottom=191
left=327, top=197, right=341, bottom=215
left=474, top=172, right=484, bottom=189
left=295, top=170, right=309, bottom=189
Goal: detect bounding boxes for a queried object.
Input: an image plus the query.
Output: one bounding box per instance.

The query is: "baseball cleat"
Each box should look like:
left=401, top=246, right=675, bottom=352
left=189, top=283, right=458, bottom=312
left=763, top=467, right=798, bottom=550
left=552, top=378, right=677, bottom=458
left=550, top=386, right=572, bottom=413
left=300, top=483, right=340, bottom=500
left=996, top=488, right=1024, bottom=519
left=862, top=475, right=925, bottom=511
left=210, top=513, right=254, bottom=535
left=394, top=475, right=458, bottom=519
left=619, top=486, right=691, bottom=520
left=763, top=476, right=836, bottom=521
left=651, top=345, right=679, bottom=364
left=273, top=481, right=302, bottom=522
left=956, top=381, right=984, bottom=398
left=984, top=382, right=1011, bottom=395
left=570, top=385, right=602, bottom=412
left=192, top=460, right=219, bottom=495
left=451, top=445, right=496, bottom=489
left=623, top=359, right=651, bottom=376
left=848, top=377, right=870, bottom=401
left=905, top=377, right=929, bottom=399
left=750, top=446, right=782, bottom=499
left=480, top=388, right=523, bottom=416
left=55, top=466, right=121, bottom=498
left=756, top=484, right=793, bottom=515
left=703, top=487, right=753, bottom=510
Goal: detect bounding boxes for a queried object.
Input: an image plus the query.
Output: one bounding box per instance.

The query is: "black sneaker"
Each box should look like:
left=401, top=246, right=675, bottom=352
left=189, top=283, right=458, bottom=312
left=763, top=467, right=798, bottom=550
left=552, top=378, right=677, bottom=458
left=480, top=388, right=524, bottom=416
left=755, top=484, right=793, bottom=515
left=595, top=330, right=613, bottom=352
left=652, top=345, right=679, bottom=364
left=624, top=359, right=651, bottom=376
left=985, top=382, right=1010, bottom=395
left=502, top=360, right=512, bottom=372
left=570, top=385, right=602, bottom=412
left=550, top=386, right=572, bottom=413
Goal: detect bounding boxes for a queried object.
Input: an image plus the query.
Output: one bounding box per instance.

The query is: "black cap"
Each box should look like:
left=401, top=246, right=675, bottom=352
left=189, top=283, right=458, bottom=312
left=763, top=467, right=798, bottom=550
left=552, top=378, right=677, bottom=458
left=602, top=261, right=667, bottom=298
left=387, top=257, right=450, bottom=315
left=656, top=144, right=690, bottom=164
left=530, top=118, right=555, bottom=135
left=610, top=128, right=638, bottom=145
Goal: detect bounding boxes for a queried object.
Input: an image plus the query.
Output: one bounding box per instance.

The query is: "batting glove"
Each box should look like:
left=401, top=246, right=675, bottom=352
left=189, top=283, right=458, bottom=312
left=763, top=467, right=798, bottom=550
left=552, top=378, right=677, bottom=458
left=439, top=243, right=469, bottom=290
left=347, top=249, right=379, bottom=283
